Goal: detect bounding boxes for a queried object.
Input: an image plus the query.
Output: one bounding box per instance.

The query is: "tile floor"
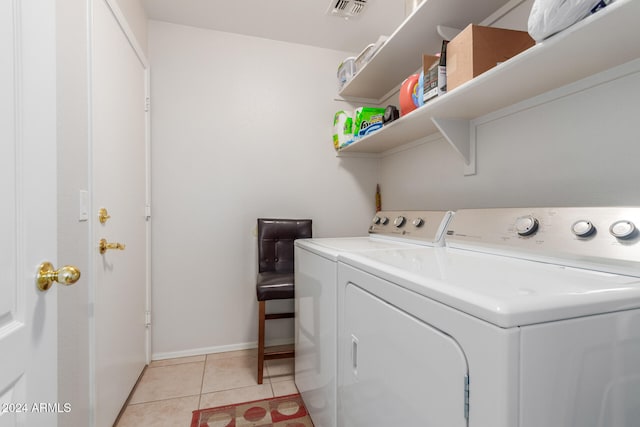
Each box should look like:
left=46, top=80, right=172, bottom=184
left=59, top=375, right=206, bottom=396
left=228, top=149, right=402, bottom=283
left=115, top=348, right=298, bottom=427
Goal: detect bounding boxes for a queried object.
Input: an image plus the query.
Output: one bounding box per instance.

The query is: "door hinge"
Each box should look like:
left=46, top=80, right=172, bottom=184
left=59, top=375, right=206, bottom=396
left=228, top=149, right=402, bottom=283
left=145, top=204, right=151, bottom=220
left=145, top=96, right=150, bottom=112
left=145, top=311, right=151, bottom=327
left=464, top=374, right=470, bottom=420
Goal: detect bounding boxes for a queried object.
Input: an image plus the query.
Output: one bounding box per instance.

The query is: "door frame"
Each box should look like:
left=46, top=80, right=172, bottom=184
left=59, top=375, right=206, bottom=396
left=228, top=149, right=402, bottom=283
left=86, top=0, right=151, bottom=423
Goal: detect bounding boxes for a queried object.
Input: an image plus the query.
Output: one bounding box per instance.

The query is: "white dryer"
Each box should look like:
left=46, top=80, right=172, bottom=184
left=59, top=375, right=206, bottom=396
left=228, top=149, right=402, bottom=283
left=337, top=207, right=640, bottom=427
left=294, top=210, right=454, bottom=427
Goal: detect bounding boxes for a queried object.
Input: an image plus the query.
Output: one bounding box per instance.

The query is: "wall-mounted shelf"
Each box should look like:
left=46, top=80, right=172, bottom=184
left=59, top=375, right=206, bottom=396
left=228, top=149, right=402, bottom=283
left=338, top=0, right=640, bottom=175
left=338, top=0, right=512, bottom=102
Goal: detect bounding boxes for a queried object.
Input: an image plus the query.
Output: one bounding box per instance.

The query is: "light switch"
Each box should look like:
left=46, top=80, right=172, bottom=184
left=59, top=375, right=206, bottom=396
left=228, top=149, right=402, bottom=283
left=79, top=190, right=88, bottom=221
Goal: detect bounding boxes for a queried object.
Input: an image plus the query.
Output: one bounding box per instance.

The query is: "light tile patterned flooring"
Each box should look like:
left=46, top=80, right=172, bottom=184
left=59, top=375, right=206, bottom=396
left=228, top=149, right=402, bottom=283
left=115, top=348, right=298, bottom=427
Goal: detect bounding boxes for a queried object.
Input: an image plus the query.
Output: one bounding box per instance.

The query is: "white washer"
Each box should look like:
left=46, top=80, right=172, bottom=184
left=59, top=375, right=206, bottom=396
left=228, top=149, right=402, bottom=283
left=294, top=210, right=454, bottom=427
left=337, top=207, right=640, bottom=427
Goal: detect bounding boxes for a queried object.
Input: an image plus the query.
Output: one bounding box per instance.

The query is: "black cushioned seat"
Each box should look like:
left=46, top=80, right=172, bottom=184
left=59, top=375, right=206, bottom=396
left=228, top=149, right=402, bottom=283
left=256, top=272, right=295, bottom=301
left=255, top=218, right=312, bottom=384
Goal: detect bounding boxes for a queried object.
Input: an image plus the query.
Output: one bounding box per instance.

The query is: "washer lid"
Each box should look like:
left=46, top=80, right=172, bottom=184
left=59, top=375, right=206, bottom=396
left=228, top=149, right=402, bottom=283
left=338, top=247, right=640, bottom=328
left=296, top=237, right=418, bottom=260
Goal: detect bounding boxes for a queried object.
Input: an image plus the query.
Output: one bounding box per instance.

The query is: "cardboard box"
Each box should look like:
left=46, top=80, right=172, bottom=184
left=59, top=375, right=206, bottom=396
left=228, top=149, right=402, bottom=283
left=446, top=24, right=535, bottom=91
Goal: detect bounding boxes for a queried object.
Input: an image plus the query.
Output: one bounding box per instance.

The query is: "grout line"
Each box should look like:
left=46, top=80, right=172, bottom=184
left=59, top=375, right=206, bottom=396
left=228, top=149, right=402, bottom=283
left=126, top=351, right=288, bottom=418
left=127, top=393, right=201, bottom=406
left=148, top=360, right=206, bottom=370
left=197, top=355, right=207, bottom=409
left=128, top=361, right=208, bottom=408
left=148, top=357, right=206, bottom=368
left=266, top=361, right=275, bottom=397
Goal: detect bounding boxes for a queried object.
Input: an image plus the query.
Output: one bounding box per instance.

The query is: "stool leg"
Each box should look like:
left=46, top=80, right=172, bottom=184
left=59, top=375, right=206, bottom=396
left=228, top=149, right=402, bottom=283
left=257, top=300, right=265, bottom=384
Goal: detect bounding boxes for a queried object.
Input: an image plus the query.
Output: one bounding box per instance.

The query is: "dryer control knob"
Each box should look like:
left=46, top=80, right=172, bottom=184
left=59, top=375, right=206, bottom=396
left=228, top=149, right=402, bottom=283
left=372, top=215, right=381, bottom=225
left=393, top=216, right=406, bottom=228
left=412, top=218, right=424, bottom=227
left=571, top=220, right=595, bottom=238
left=515, top=215, right=539, bottom=236
left=380, top=216, right=389, bottom=225
left=610, top=220, right=636, bottom=239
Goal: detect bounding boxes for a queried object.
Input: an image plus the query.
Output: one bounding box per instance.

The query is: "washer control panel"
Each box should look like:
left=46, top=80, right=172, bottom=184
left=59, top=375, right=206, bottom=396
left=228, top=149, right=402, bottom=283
left=446, top=207, right=640, bottom=275
left=369, top=210, right=453, bottom=245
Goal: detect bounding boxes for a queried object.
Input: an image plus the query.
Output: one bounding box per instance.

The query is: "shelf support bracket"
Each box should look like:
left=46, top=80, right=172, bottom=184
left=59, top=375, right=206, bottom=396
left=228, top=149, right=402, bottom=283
left=431, top=117, right=476, bottom=176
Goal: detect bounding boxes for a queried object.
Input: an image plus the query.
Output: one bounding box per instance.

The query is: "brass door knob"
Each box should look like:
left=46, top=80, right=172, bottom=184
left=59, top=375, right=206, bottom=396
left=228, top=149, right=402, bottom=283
left=98, top=207, right=111, bottom=224
left=36, top=262, right=81, bottom=291
left=99, top=238, right=126, bottom=254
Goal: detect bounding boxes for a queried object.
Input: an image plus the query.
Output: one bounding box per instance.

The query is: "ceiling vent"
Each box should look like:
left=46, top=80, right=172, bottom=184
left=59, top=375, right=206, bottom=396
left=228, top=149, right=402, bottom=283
left=327, top=0, right=368, bottom=18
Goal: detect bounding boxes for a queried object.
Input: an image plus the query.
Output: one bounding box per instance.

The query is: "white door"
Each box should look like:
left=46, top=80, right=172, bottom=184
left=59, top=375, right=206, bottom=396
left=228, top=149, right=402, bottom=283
left=340, top=283, right=469, bottom=427
left=90, top=1, right=149, bottom=425
left=1, top=1, right=63, bottom=426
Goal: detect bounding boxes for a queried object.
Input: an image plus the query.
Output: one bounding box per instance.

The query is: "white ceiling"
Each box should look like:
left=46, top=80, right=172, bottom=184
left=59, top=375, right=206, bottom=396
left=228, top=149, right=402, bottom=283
left=142, top=0, right=407, bottom=53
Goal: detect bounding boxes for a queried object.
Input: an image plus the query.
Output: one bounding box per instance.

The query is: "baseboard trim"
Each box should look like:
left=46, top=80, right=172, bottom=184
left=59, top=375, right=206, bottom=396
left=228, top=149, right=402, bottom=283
left=151, top=338, right=294, bottom=361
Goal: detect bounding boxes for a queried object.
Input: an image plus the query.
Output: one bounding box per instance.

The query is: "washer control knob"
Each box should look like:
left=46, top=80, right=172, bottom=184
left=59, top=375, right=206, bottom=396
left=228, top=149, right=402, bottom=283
left=515, top=215, right=539, bottom=236
left=412, top=218, right=424, bottom=228
left=571, top=220, right=595, bottom=238
left=609, top=220, right=636, bottom=239
left=379, top=216, right=389, bottom=225
left=393, top=216, right=406, bottom=228
left=372, top=215, right=381, bottom=225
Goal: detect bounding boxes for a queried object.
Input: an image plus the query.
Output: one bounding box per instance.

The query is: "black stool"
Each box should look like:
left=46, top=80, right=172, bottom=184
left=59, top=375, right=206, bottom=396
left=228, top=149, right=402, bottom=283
left=256, top=218, right=312, bottom=384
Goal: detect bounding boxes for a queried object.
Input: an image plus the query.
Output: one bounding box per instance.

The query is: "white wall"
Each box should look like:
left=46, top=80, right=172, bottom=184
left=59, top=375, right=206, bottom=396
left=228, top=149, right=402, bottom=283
left=57, top=1, right=146, bottom=425
left=148, top=21, right=378, bottom=358
left=380, top=63, right=640, bottom=210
